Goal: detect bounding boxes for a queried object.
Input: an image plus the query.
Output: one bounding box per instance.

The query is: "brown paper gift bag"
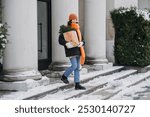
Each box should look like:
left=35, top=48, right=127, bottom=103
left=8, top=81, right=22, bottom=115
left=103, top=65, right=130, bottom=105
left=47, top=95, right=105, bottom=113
left=63, top=30, right=79, bottom=47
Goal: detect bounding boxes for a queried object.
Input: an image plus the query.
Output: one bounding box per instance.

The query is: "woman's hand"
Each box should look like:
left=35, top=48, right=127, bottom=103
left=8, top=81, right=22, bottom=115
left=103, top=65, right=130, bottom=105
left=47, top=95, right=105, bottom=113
left=65, top=42, right=74, bottom=48
left=78, top=42, right=83, bottom=47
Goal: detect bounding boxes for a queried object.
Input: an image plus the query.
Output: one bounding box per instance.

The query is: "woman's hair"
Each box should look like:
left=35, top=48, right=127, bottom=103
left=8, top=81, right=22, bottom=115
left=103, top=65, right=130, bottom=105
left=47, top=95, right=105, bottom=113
left=67, top=20, right=72, bottom=26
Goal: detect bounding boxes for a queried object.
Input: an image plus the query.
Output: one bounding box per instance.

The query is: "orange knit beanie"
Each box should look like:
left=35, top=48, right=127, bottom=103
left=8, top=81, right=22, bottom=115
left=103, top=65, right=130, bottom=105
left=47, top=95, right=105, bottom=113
left=69, top=13, right=78, bottom=21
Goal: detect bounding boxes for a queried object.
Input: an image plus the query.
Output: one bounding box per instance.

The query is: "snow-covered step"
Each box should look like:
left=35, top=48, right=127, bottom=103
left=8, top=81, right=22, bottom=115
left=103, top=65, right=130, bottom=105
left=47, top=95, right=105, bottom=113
left=82, top=69, right=137, bottom=87
left=39, top=69, right=137, bottom=100
left=109, top=71, right=150, bottom=100
left=75, top=71, right=150, bottom=100
left=110, top=78, right=150, bottom=100
left=80, top=66, right=125, bottom=83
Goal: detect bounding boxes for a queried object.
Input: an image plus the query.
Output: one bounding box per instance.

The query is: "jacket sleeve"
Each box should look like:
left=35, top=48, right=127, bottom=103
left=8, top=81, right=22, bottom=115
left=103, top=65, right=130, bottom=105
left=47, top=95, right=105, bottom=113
left=59, top=34, right=67, bottom=46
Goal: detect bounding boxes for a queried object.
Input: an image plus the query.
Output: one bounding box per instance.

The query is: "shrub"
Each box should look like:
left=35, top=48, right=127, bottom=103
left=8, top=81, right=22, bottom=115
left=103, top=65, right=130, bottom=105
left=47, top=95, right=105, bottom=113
left=0, top=1, right=8, bottom=58
left=110, top=7, right=150, bottom=66
left=0, top=23, right=8, bottom=58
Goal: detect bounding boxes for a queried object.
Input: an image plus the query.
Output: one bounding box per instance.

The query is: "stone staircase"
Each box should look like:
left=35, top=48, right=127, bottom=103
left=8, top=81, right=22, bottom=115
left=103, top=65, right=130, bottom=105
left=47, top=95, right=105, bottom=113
left=1, top=65, right=150, bottom=100
left=21, top=65, right=150, bottom=100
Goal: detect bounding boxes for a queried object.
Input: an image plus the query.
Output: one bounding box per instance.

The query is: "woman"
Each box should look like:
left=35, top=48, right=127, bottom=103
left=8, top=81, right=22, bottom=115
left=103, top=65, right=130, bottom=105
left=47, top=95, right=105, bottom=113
left=58, top=13, right=86, bottom=90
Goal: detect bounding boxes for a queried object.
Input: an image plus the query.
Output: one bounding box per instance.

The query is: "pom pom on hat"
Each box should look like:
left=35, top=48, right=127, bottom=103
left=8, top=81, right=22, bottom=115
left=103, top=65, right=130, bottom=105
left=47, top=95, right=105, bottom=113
left=69, top=13, right=78, bottom=21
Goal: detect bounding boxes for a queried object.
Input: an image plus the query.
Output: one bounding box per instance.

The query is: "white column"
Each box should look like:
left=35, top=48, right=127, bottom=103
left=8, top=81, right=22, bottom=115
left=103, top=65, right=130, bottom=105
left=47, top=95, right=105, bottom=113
left=2, top=0, right=41, bottom=81
left=84, top=0, right=108, bottom=64
left=51, top=0, right=78, bottom=70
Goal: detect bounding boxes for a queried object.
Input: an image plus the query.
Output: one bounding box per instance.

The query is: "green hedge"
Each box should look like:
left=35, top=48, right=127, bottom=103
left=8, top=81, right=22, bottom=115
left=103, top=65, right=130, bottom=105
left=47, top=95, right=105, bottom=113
left=110, top=7, right=150, bottom=66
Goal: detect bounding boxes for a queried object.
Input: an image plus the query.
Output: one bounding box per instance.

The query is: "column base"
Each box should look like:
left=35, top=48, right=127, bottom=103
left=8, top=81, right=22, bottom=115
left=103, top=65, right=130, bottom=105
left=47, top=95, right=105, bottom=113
left=86, top=57, right=108, bottom=64
left=85, top=57, right=112, bottom=71
left=0, top=76, right=50, bottom=91
left=1, top=69, right=42, bottom=82
left=49, top=62, right=71, bottom=71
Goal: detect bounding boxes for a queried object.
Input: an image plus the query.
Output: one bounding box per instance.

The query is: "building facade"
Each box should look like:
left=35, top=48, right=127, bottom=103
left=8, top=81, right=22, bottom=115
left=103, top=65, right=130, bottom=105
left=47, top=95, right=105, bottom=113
left=1, top=0, right=150, bottom=84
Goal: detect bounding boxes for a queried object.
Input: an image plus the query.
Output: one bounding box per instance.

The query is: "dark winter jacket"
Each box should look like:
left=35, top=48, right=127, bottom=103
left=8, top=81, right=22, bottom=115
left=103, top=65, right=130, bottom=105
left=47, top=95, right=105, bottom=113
left=59, top=34, right=85, bottom=57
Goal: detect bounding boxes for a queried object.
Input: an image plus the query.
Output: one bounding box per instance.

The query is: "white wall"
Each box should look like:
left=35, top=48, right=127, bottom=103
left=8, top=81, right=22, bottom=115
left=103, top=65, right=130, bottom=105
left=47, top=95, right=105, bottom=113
left=138, top=0, right=150, bottom=9
left=115, top=0, right=138, bottom=8
left=106, top=40, right=115, bottom=63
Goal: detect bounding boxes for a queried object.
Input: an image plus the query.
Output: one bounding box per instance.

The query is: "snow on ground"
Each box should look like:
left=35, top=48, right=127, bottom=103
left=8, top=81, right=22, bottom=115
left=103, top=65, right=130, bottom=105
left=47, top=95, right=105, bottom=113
left=40, top=70, right=135, bottom=100
left=1, top=69, right=150, bottom=100
left=0, top=82, right=63, bottom=100
left=0, top=67, right=121, bottom=100
left=41, top=70, right=150, bottom=100
left=111, top=78, right=150, bottom=100
left=73, top=71, right=150, bottom=100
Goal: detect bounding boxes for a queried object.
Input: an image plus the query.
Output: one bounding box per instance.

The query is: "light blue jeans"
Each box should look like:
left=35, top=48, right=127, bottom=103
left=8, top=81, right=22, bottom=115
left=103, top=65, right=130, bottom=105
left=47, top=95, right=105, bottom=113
left=64, top=56, right=80, bottom=83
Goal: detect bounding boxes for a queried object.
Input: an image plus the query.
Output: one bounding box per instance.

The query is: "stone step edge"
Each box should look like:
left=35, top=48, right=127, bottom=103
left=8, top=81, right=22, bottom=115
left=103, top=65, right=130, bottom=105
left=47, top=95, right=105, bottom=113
left=102, top=73, right=150, bottom=100
left=64, top=70, right=138, bottom=100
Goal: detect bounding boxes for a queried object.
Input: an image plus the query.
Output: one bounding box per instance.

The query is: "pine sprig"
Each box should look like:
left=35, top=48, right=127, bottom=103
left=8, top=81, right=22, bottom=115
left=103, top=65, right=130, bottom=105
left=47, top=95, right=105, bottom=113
left=59, top=25, right=75, bottom=34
